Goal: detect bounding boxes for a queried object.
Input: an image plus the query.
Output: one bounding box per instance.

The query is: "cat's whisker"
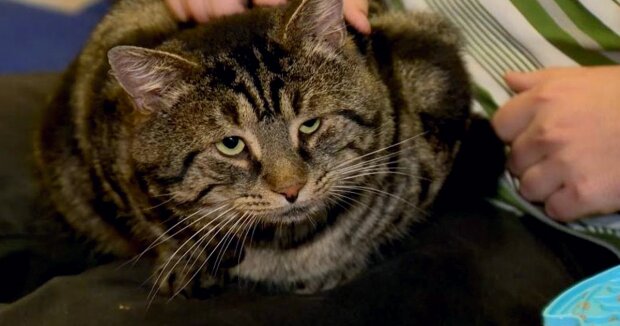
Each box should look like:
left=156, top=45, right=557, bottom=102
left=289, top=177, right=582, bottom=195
left=129, top=203, right=231, bottom=267
left=324, top=195, right=353, bottom=215
left=175, top=211, right=243, bottom=286
left=340, top=163, right=411, bottom=172
left=234, top=213, right=257, bottom=269
left=336, top=161, right=410, bottom=176
left=332, top=133, right=425, bottom=170
left=338, top=171, right=431, bottom=181
left=122, top=207, right=208, bottom=269
left=328, top=190, right=383, bottom=217
left=333, top=151, right=409, bottom=177
left=143, top=197, right=176, bottom=211
left=235, top=213, right=258, bottom=288
left=147, top=205, right=237, bottom=303
left=236, top=214, right=260, bottom=281
left=169, top=209, right=242, bottom=291
left=306, top=212, right=317, bottom=228
left=148, top=213, right=232, bottom=306
left=170, top=212, right=251, bottom=299
left=151, top=192, right=181, bottom=198
left=333, top=185, right=428, bottom=217
left=211, top=212, right=250, bottom=275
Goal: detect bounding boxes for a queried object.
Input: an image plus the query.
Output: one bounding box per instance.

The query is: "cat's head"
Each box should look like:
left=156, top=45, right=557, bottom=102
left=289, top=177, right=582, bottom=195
left=107, top=0, right=394, bottom=226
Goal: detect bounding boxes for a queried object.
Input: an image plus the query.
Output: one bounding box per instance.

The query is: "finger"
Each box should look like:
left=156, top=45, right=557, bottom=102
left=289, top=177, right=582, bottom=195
left=505, top=67, right=581, bottom=93
left=344, top=0, right=371, bottom=34
left=505, top=71, right=544, bottom=93
left=507, top=119, right=549, bottom=175
left=518, top=159, right=563, bottom=202
left=545, top=186, right=583, bottom=221
left=166, top=0, right=189, bottom=22
left=186, top=0, right=210, bottom=23
left=491, top=90, right=541, bottom=143
left=253, top=0, right=287, bottom=6
left=208, top=0, right=246, bottom=19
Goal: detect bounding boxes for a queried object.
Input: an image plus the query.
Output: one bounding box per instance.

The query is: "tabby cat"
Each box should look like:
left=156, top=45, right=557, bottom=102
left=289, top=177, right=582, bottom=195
left=35, top=0, right=471, bottom=297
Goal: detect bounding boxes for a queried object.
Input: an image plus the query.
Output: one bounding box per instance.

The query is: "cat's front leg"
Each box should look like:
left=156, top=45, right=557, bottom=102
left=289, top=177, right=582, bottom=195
left=293, top=267, right=363, bottom=294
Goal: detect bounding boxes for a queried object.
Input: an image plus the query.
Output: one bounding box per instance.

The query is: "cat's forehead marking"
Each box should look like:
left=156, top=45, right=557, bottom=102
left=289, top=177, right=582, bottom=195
left=233, top=93, right=260, bottom=126
left=205, top=40, right=295, bottom=123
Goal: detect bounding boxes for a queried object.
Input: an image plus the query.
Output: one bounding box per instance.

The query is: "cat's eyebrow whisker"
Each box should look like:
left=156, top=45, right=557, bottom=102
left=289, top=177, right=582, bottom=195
left=332, top=133, right=426, bottom=170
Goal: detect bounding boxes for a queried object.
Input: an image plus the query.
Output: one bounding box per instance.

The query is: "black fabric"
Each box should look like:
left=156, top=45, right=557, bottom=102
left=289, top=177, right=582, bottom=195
left=0, top=73, right=618, bottom=325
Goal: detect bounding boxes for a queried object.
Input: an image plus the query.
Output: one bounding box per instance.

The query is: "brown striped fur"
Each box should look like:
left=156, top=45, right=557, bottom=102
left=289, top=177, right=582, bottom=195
left=35, top=0, right=471, bottom=296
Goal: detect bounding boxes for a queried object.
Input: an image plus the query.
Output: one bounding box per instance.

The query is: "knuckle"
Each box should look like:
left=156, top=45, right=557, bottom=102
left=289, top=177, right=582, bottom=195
left=491, top=115, right=510, bottom=142
left=546, top=197, right=578, bottom=222
left=532, top=118, right=565, bottom=148
left=533, top=83, right=561, bottom=103
left=566, top=179, right=595, bottom=207
left=546, top=200, right=567, bottom=220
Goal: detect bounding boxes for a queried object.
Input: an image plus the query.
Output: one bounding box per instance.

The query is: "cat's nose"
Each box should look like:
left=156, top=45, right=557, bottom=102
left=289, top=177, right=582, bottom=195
left=278, top=183, right=305, bottom=203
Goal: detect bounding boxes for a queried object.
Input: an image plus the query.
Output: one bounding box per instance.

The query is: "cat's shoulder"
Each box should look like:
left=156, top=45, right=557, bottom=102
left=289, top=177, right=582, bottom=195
left=370, top=11, right=462, bottom=49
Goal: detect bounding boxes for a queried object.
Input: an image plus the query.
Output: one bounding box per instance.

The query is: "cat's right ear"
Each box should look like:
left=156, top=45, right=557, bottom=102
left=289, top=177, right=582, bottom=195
left=107, top=46, right=197, bottom=114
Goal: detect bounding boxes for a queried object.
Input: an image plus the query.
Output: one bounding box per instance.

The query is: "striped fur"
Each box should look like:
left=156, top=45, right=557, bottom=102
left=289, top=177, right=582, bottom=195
left=35, top=0, right=471, bottom=296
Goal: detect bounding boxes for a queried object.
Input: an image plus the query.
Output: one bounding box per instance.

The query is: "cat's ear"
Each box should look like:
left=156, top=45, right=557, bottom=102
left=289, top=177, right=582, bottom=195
left=282, top=0, right=346, bottom=49
left=107, top=45, right=197, bottom=113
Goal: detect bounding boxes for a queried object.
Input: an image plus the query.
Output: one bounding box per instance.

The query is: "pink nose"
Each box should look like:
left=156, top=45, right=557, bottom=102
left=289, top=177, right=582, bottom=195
left=278, top=183, right=305, bottom=203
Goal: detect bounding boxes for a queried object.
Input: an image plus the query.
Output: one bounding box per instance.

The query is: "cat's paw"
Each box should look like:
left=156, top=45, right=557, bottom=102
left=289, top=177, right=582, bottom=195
left=153, top=248, right=215, bottom=297
left=293, top=276, right=344, bottom=294
left=152, top=239, right=244, bottom=298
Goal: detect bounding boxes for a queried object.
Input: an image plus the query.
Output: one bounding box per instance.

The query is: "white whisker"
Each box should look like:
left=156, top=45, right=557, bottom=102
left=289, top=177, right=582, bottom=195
left=332, top=133, right=426, bottom=170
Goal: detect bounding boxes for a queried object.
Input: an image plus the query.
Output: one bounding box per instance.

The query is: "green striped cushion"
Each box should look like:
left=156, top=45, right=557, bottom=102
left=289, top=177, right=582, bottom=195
left=388, top=0, right=620, bottom=254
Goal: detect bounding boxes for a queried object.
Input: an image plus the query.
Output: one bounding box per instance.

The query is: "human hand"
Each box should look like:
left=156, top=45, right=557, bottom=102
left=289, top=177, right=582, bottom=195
left=492, top=66, right=620, bottom=221
left=165, top=0, right=370, bottom=34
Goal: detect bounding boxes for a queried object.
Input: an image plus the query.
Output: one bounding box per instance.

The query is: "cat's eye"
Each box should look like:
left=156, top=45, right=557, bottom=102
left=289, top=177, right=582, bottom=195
left=299, top=118, right=321, bottom=134
left=216, top=136, right=246, bottom=156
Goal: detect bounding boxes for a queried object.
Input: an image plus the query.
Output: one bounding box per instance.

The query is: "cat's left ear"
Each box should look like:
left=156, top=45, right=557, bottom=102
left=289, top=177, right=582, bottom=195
left=281, top=0, right=346, bottom=49
left=108, top=45, right=197, bottom=113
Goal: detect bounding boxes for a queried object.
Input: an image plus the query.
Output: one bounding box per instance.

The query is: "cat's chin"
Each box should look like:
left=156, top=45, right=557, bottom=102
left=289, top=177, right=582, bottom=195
left=253, top=201, right=326, bottom=225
